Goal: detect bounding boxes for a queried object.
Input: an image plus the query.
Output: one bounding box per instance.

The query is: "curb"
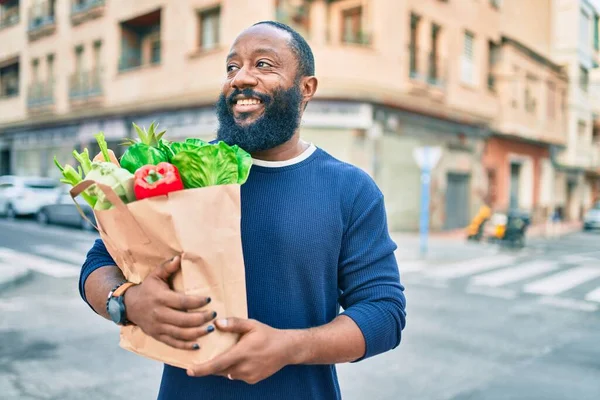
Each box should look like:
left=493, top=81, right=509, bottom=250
left=0, top=267, right=33, bottom=293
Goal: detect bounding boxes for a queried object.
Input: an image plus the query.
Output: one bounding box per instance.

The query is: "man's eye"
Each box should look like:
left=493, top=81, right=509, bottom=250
left=257, top=61, right=272, bottom=68
left=227, top=65, right=239, bottom=72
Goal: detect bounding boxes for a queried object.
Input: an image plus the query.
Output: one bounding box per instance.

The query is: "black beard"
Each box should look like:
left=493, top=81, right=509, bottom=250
left=215, top=85, right=303, bottom=153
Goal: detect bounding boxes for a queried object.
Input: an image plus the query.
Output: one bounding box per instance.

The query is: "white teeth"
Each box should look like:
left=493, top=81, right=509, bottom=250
left=237, top=99, right=261, bottom=105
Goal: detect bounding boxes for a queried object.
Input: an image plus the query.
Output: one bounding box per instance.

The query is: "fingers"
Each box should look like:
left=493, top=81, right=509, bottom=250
left=161, top=291, right=211, bottom=311
left=215, top=317, right=256, bottom=334
left=157, top=308, right=217, bottom=328
left=157, top=334, right=202, bottom=351
left=153, top=255, right=181, bottom=281
left=187, top=346, right=244, bottom=377
left=161, top=323, right=217, bottom=342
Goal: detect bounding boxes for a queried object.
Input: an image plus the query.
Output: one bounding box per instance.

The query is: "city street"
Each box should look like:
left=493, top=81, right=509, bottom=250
left=0, top=219, right=599, bottom=399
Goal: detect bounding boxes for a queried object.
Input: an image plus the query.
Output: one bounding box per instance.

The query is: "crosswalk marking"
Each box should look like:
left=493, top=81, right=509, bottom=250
left=523, top=266, right=600, bottom=296
left=0, top=247, right=79, bottom=278
left=584, top=287, right=600, bottom=303
left=470, top=261, right=559, bottom=287
left=423, top=255, right=516, bottom=279
left=538, top=296, right=599, bottom=312
left=32, top=244, right=86, bottom=265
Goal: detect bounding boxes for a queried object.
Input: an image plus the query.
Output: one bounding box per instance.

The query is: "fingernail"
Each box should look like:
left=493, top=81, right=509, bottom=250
left=212, top=311, right=217, bottom=319
left=217, top=319, right=228, bottom=327
left=192, top=343, right=200, bottom=350
left=187, top=369, right=195, bottom=376
left=207, top=325, right=215, bottom=333
left=206, top=297, right=211, bottom=304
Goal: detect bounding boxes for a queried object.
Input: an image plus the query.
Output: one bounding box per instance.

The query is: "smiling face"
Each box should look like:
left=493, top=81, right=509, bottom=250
left=216, top=24, right=317, bottom=153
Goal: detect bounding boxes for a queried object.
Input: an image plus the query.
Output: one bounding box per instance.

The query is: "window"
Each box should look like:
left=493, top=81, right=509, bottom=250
left=580, top=66, right=589, bottom=92
left=512, top=66, right=519, bottom=108
left=198, top=6, right=220, bottom=50
left=275, top=0, right=309, bottom=38
left=47, top=54, right=54, bottom=81
left=150, top=37, right=161, bottom=64
left=580, top=9, right=591, bottom=49
left=0, top=0, right=20, bottom=29
left=461, top=31, right=475, bottom=84
left=547, top=82, right=556, bottom=119
left=32, top=58, right=39, bottom=82
left=0, top=60, right=19, bottom=98
left=525, top=74, right=537, bottom=113
left=428, top=23, right=441, bottom=83
left=409, top=13, right=420, bottom=78
left=119, top=9, right=161, bottom=71
left=487, top=41, right=500, bottom=91
left=75, top=45, right=84, bottom=74
left=92, top=40, right=101, bottom=70
left=341, top=6, right=365, bottom=45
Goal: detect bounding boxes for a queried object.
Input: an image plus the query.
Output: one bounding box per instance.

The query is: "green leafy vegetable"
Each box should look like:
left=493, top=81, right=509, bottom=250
left=171, top=141, right=240, bottom=188
left=120, top=122, right=170, bottom=174
left=85, top=162, right=136, bottom=210
left=231, top=145, right=252, bottom=184
left=53, top=157, right=96, bottom=207
left=72, top=148, right=93, bottom=176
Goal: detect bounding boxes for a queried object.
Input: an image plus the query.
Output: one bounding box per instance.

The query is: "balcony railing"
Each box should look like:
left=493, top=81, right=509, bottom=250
left=71, top=0, right=105, bottom=25
left=342, top=31, right=371, bottom=46
left=409, top=47, right=447, bottom=88
left=27, top=81, right=54, bottom=109
left=118, top=46, right=160, bottom=72
left=0, top=6, right=19, bottom=30
left=28, top=2, right=56, bottom=40
left=69, top=68, right=102, bottom=100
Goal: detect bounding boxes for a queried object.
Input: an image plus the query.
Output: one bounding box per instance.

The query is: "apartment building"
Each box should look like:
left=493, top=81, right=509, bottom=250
left=485, top=35, right=568, bottom=224
left=0, top=0, right=595, bottom=231
left=501, top=0, right=600, bottom=221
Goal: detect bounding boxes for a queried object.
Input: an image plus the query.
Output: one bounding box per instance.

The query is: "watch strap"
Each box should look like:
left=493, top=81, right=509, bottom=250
left=112, top=282, right=136, bottom=298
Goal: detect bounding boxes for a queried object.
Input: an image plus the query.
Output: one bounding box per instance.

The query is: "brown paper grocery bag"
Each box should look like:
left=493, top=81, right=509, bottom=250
left=71, top=180, right=248, bottom=370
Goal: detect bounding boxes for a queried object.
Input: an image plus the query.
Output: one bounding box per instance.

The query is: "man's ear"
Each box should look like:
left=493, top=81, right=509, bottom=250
left=300, top=76, right=318, bottom=103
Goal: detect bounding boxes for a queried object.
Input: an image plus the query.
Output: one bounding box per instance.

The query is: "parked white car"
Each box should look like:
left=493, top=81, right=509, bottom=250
left=583, top=201, right=600, bottom=231
left=0, top=175, right=60, bottom=218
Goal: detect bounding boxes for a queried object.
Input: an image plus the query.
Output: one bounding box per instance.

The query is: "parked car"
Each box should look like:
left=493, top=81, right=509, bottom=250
left=0, top=175, right=60, bottom=218
left=36, top=186, right=97, bottom=231
left=583, top=201, right=600, bottom=231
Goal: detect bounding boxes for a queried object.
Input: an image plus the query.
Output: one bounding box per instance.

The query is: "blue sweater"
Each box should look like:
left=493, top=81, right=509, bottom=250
left=80, top=147, right=406, bottom=400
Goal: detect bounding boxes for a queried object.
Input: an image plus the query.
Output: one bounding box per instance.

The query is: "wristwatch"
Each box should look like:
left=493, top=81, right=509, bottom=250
left=106, top=282, right=136, bottom=326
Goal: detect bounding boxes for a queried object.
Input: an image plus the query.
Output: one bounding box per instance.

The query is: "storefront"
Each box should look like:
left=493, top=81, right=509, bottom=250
left=301, top=100, right=489, bottom=232
left=483, top=135, right=553, bottom=224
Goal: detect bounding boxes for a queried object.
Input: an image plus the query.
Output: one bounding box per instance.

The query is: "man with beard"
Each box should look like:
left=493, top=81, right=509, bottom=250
left=79, top=21, right=406, bottom=400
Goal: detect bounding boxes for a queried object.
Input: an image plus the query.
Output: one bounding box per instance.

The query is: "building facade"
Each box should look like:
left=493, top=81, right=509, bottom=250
left=0, top=0, right=598, bottom=231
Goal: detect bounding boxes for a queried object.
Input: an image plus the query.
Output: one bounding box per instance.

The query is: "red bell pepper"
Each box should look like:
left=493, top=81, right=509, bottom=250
left=134, top=162, right=184, bottom=200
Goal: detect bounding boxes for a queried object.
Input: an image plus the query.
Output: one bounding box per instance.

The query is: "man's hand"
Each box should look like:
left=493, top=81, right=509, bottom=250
left=186, top=318, right=299, bottom=384
left=125, top=255, right=217, bottom=350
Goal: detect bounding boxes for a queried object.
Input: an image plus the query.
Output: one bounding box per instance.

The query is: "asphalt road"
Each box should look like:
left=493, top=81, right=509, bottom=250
left=0, top=219, right=599, bottom=400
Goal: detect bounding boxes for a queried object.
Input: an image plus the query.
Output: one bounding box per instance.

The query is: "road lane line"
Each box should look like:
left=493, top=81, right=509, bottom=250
left=423, top=255, right=517, bottom=279
left=470, top=261, right=559, bottom=287
left=523, top=266, right=600, bottom=296
left=0, top=247, right=79, bottom=278
left=584, top=287, right=600, bottom=303
left=32, top=244, right=86, bottom=265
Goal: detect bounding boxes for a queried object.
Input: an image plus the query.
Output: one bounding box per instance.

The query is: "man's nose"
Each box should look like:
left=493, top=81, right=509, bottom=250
left=231, top=66, right=258, bottom=89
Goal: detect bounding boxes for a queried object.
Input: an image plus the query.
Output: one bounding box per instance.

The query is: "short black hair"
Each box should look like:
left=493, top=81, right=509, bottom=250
left=253, top=20, right=315, bottom=78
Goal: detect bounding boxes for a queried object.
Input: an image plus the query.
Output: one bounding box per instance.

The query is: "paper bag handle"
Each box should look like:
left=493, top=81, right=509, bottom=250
left=69, top=180, right=100, bottom=231
left=70, top=180, right=151, bottom=245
